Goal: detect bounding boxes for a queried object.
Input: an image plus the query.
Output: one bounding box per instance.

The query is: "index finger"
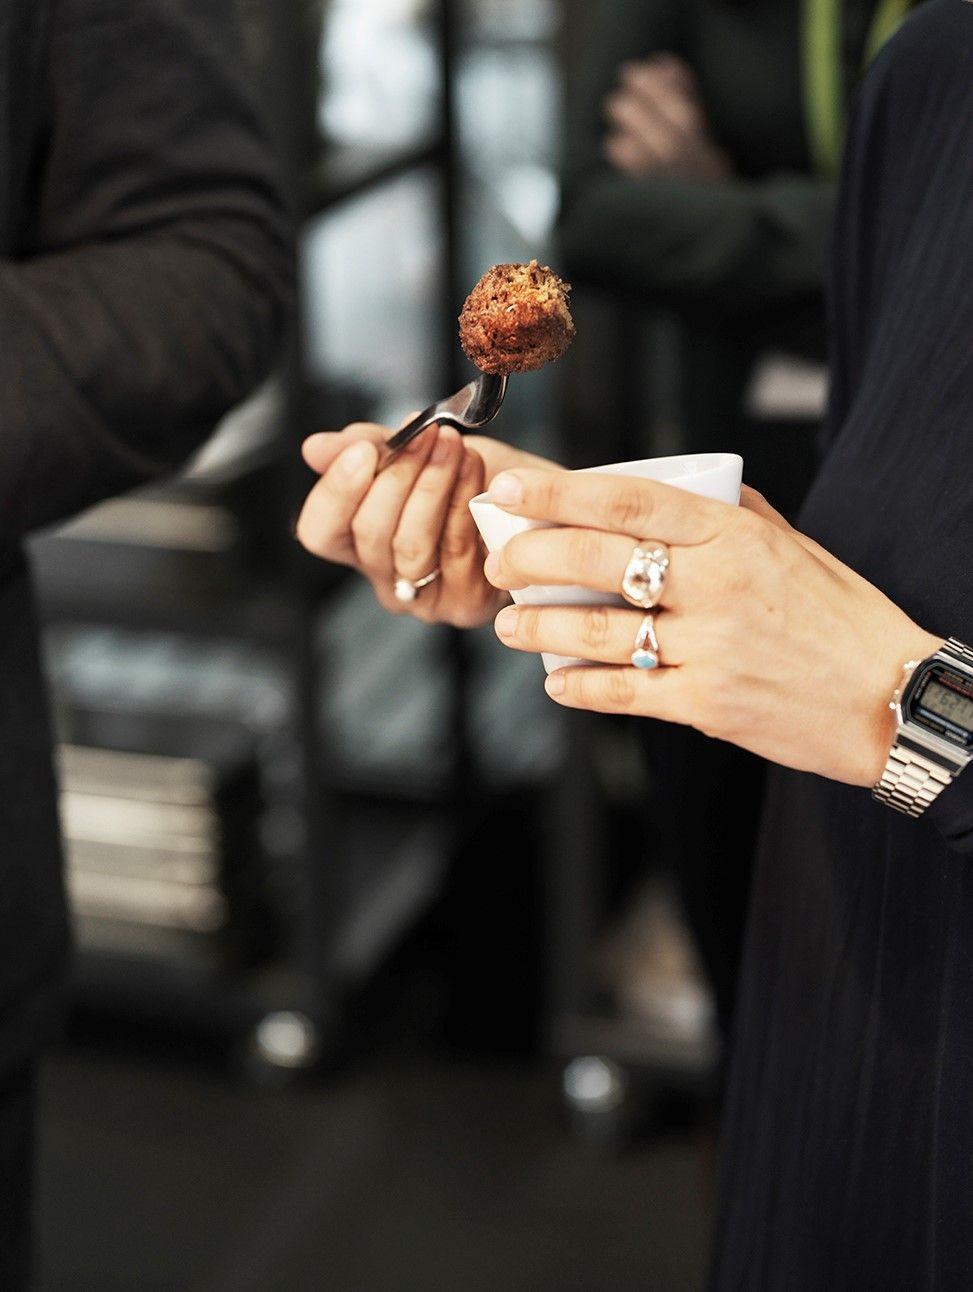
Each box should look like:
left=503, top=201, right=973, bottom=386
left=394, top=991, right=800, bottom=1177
left=485, top=469, right=734, bottom=546
left=303, top=423, right=388, bottom=474
left=302, top=411, right=426, bottom=475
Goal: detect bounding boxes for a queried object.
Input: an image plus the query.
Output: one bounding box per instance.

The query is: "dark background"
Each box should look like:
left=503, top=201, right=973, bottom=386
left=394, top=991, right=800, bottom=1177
left=27, top=0, right=794, bottom=1285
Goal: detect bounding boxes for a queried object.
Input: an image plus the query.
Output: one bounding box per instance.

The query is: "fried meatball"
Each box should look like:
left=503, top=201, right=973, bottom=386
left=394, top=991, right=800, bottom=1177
left=459, top=261, right=575, bottom=376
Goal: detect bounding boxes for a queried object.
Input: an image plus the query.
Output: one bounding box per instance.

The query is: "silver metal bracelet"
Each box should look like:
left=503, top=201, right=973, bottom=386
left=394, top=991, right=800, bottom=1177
left=873, top=639, right=973, bottom=818
left=942, top=637, right=973, bottom=670
left=872, top=747, right=953, bottom=818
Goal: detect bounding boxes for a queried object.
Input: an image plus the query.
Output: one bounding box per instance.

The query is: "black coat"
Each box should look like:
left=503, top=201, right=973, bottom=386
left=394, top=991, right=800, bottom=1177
left=558, top=0, right=898, bottom=1030
left=713, top=3, right=973, bottom=1284
left=0, top=0, right=291, bottom=1078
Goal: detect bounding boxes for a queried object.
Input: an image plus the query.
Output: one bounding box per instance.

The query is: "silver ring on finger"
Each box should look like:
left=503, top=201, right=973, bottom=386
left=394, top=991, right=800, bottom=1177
left=631, top=613, right=662, bottom=670
left=393, top=567, right=441, bottom=603
left=621, top=541, right=670, bottom=610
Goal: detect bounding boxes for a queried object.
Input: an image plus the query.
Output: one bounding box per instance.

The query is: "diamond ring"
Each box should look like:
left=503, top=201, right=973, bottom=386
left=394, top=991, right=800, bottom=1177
left=631, top=614, right=661, bottom=670
left=393, top=568, right=441, bottom=603
left=621, top=542, right=670, bottom=610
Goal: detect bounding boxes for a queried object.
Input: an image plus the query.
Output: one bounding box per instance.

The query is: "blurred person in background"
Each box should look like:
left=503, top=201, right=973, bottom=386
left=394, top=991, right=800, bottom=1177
left=0, top=2, right=290, bottom=1284
left=298, top=1, right=973, bottom=1279
left=561, top=0, right=918, bottom=507
left=558, top=0, right=917, bottom=1046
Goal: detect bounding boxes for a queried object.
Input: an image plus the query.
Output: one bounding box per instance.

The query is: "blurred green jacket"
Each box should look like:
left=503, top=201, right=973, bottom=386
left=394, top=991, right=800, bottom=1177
left=560, top=0, right=904, bottom=338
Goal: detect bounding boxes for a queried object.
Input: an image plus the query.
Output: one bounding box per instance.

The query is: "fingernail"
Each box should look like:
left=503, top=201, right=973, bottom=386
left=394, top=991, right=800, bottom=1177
left=431, top=435, right=454, bottom=465
left=495, top=607, right=518, bottom=639
left=489, top=474, right=523, bottom=506
left=337, top=441, right=371, bottom=476
left=484, top=552, right=501, bottom=582
left=546, top=673, right=566, bottom=697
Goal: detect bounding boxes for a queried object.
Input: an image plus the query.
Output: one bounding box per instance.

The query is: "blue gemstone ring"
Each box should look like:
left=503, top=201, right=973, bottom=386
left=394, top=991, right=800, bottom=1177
left=631, top=613, right=662, bottom=670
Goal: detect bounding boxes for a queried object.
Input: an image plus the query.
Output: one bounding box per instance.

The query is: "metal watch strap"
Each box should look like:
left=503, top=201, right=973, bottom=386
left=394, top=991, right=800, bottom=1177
left=873, top=747, right=953, bottom=818
left=874, top=639, right=973, bottom=818
left=942, top=637, right=973, bottom=670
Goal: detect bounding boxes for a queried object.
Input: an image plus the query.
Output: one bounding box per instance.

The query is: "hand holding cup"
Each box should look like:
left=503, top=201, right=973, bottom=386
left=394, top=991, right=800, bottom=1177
left=470, top=453, right=743, bottom=672
left=480, top=463, right=940, bottom=787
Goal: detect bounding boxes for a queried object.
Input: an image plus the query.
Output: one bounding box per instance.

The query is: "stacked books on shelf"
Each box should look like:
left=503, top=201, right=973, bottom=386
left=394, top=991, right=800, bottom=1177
left=59, top=742, right=268, bottom=974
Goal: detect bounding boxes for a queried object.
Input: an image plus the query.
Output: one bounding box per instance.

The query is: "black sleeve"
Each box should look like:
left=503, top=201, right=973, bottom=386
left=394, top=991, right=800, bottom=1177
left=927, top=782, right=973, bottom=856
left=561, top=172, right=836, bottom=320
left=823, top=7, right=973, bottom=858
left=0, top=0, right=293, bottom=552
left=559, top=0, right=835, bottom=322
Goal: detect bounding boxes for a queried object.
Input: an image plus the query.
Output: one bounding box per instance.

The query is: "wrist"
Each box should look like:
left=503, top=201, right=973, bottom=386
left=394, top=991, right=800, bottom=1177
left=862, top=627, right=945, bottom=786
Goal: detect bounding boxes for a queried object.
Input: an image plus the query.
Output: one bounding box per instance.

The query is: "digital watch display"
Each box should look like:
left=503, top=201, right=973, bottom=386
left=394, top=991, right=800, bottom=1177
left=904, top=661, right=973, bottom=751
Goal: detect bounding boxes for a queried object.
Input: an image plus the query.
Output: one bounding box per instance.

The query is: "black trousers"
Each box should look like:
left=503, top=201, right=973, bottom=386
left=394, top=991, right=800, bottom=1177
left=0, top=1066, right=34, bottom=1291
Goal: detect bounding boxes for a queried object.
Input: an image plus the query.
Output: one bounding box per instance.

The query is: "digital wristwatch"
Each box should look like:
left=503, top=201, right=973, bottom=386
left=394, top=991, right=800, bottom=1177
left=874, top=639, right=973, bottom=817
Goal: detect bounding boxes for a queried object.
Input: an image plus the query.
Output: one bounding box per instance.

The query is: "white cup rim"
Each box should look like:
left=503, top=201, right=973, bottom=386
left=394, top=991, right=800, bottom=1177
left=469, top=451, right=743, bottom=509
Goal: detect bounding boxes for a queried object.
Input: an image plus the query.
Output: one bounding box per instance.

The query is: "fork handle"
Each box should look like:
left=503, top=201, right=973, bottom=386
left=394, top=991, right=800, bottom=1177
left=378, top=411, right=458, bottom=473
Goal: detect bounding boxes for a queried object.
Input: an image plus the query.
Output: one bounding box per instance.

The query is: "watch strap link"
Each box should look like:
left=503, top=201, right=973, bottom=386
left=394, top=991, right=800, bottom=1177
left=873, top=746, right=953, bottom=818
left=874, top=638, right=973, bottom=818
left=943, top=637, right=973, bottom=670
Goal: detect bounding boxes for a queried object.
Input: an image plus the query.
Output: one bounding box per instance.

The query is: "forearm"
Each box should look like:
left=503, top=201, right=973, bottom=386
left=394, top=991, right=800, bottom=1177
left=0, top=0, right=293, bottom=556
left=560, top=172, right=836, bottom=321
left=0, top=217, right=288, bottom=548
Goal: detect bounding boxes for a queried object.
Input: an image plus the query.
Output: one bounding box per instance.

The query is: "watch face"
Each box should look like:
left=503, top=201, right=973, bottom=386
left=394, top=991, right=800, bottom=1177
left=905, top=662, right=973, bottom=750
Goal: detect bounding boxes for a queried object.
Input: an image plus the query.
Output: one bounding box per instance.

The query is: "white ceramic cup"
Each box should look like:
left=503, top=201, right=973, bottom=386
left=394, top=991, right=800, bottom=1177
left=469, top=452, right=744, bottom=673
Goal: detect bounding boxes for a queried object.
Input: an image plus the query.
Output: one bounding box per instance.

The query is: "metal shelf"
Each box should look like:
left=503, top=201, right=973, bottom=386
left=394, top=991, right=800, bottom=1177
left=71, top=950, right=303, bottom=1038
left=38, top=569, right=300, bottom=647
left=32, top=520, right=350, bottom=645
left=549, top=1012, right=720, bottom=1091
left=305, top=140, right=443, bottom=217
left=38, top=0, right=468, bottom=1066
left=70, top=800, right=454, bottom=1042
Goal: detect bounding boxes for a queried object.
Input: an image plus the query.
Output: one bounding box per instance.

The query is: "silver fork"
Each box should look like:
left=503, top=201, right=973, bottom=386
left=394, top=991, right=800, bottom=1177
left=378, top=373, right=508, bottom=472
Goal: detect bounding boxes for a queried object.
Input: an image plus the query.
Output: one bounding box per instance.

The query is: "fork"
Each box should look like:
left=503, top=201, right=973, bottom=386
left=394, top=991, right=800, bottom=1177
left=378, top=373, right=508, bottom=472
